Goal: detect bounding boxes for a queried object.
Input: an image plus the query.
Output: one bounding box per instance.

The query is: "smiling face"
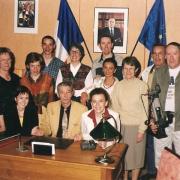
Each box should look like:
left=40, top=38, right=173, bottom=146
left=123, top=64, right=136, bottom=80
left=166, top=45, right=180, bottom=69
left=15, top=93, right=29, bottom=110
left=58, top=85, right=73, bottom=108
left=0, top=53, right=11, bottom=72
left=69, top=47, right=81, bottom=64
left=42, top=38, right=55, bottom=56
left=152, top=46, right=166, bottom=68
left=91, top=94, right=108, bottom=116
left=103, top=61, right=116, bottom=78
left=99, top=37, right=113, bottom=56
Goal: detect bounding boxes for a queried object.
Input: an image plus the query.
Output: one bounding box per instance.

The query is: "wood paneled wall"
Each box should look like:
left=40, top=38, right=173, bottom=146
left=0, top=0, right=179, bottom=70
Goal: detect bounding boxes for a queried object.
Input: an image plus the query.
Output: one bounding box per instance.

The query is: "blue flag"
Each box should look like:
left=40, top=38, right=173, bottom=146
left=55, top=0, right=84, bottom=61
left=138, top=0, right=166, bottom=65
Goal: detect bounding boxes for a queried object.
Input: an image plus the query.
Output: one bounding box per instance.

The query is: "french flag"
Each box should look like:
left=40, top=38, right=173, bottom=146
left=55, top=0, right=84, bottom=62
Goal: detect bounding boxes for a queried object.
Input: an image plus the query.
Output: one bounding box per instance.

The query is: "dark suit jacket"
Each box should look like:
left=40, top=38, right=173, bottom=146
left=98, top=27, right=122, bottom=46
left=3, top=101, right=39, bottom=136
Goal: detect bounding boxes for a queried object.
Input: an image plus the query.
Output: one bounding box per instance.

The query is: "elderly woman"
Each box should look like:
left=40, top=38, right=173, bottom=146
left=92, top=57, right=119, bottom=97
left=55, top=43, right=93, bottom=105
left=111, top=56, right=148, bottom=180
left=21, top=52, right=54, bottom=113
left=81, top=88, right=120, bottom=148
left=1, top=85, right=43, bottom=136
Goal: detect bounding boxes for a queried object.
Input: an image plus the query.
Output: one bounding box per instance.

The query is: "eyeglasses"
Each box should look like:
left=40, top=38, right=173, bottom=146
left=70, top=50, right=80, bottom=54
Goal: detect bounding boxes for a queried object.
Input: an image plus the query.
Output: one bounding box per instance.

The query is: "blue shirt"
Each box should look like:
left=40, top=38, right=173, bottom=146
left=43, top=57, right=64, bottom=82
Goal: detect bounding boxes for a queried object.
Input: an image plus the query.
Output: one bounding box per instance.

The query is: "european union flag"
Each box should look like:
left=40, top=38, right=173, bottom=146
left=138, top=0, right=166, bottom=65
left=55, top=0, right=84, bottom=61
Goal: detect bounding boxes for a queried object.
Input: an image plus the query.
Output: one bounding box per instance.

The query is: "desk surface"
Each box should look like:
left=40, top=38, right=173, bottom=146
left=0, top=137, right=127, bottom=180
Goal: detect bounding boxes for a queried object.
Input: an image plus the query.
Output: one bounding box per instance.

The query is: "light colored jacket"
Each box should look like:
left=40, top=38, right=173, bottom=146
left=40, top=100, right=87, bottom=138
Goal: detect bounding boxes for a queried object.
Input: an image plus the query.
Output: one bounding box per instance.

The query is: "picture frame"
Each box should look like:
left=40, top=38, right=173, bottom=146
left=94, top=7, right=128, bottom=53
left=14, top=0, right=39, bottom=34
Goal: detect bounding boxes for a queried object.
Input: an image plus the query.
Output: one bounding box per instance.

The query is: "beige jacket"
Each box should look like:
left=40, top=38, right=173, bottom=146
left=40, top=100, right=87, bottom=138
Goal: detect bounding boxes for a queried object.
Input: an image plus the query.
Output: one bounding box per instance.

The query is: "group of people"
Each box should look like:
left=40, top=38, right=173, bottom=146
left=0, top=33, right=179, bottom=180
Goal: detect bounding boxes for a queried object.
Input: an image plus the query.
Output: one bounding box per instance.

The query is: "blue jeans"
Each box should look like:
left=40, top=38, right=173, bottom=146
left=146, top=133, right=156, bottom=174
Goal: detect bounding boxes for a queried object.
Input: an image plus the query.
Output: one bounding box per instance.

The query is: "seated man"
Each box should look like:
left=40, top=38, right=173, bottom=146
left=41, top=82, right=87, bottom=141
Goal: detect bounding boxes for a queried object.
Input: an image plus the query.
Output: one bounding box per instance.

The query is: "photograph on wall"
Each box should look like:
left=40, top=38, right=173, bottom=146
left=94, top=8, right=128, bottom=53
left=14, top=0, right=38, bottom=34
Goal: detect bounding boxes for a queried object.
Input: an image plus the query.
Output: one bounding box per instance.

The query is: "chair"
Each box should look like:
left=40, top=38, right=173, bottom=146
left=156, top=147, right=180, bottom=180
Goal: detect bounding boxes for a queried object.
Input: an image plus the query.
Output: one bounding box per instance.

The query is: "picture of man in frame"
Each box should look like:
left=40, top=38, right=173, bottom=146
left=98, top=13, right=124, bottom=47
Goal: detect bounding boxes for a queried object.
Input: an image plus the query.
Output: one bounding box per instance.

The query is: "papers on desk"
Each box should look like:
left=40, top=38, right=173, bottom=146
left=25, top=136, right=74, bottom=149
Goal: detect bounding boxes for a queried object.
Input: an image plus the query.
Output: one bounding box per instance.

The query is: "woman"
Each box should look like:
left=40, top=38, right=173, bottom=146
left=21, top=52, right=54, bottom=113
left=56, top=43, right=93, bottom=105
left=111, top=56, right=148, bottom=180
left=81, top=88, right=120, bottom=147
left=0, top=47, right=20, bottom=115
left=92, top=58, right=119, bottom=96
left=2, top=85, right=43, bottom=136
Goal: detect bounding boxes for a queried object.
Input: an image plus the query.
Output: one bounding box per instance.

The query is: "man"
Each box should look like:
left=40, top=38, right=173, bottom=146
left=141, top=44, right=166, bottom=179
left=99, top=18, right=122, bottom=46
left=150, top=42, right=180, bottom=168
left=92, top=34, right=123, bottom=81
left=41, top=82, right=87, bottom=140
left=141, top=44, right=166, bottom=88
left=0, top=47, right=20, bottom=114
left=42, top=35, right=64, bottom=82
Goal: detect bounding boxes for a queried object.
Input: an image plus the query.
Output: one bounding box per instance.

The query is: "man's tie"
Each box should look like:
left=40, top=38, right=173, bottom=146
left=110, top=28, right=113, bottom=36
left=62, top=109, right=68, bottom=138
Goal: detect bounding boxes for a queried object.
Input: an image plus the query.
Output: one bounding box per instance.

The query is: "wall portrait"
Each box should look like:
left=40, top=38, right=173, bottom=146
left=14, top=0, right=38, bottom=34
left=94, top=8, right=128, bottom=53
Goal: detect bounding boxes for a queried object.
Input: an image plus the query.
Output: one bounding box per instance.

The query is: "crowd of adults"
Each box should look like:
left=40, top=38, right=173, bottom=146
left=0, top=34, right=179, bottom=180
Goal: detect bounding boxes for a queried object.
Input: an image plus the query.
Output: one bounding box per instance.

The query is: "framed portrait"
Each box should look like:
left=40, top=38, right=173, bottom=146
left=14, top=0, right=39, bottom=34
left=94, top=8, right=128, bottom=53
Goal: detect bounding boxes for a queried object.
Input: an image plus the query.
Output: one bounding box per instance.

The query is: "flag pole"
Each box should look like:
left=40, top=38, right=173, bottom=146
left=66, top=1, right=93, bottom=64
left=130, top=39, right=139, bottom=56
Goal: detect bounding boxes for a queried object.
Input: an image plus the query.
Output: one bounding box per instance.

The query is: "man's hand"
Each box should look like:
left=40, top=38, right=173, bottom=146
left=80, top=92, right=88, bottom=106
left=149, top=119, right=158, bottom=134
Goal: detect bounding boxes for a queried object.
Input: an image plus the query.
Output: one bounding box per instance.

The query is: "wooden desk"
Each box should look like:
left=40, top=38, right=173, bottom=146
left=0, top=138, right=127, bottom=180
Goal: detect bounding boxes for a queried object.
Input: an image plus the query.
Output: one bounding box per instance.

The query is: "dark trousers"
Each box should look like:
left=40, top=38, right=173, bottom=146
left=146, top=133, right=156, bottom=174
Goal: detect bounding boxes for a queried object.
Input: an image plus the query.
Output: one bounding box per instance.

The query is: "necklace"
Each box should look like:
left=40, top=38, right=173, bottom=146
left=103, top=78, right=115, bottom=89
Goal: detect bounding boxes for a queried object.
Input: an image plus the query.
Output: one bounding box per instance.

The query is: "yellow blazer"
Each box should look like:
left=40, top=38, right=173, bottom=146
left=41, top=100, right=87, bottom=139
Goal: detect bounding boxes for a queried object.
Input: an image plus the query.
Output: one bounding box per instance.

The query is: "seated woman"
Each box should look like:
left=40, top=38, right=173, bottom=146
left=1, top=85, right=43, bottom=136
left=55, top=43, right=93, bottom=106
left=81, top=88, right=120, bottom=147
left=21, top=52, right=54, bottom=114
left=91, top=58, right=119, bottom=96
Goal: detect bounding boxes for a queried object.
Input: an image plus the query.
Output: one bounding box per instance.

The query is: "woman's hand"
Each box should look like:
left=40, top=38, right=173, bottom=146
left=136, top=132, right=144, bottom=143
left=74, top=133, right=82, bottom=142
left=80, top=92, right=88, bottom=106
left=31, top=126, right=44, bottom=136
